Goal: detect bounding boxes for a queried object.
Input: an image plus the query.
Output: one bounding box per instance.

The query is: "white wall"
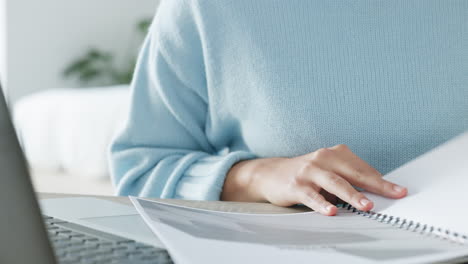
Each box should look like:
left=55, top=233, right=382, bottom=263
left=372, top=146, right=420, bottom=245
left=5, top=0, right=159, bottom=102
left=0, top=0, right=6, bottom=85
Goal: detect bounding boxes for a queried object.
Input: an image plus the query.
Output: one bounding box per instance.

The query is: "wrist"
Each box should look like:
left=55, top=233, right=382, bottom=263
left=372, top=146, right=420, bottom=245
left=221, top=158, right=266, bottom=202
left=221, top=157, right=285, bottom=203
left=249, top=157, right=287, bottom=203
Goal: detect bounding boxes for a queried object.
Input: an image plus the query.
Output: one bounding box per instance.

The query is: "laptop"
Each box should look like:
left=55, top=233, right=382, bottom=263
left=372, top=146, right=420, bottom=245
left=0, top=81, right=173, bottom=264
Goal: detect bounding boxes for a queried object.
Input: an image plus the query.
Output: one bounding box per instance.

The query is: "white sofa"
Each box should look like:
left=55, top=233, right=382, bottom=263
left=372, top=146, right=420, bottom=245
left=13, top=85, right=129, bottom=195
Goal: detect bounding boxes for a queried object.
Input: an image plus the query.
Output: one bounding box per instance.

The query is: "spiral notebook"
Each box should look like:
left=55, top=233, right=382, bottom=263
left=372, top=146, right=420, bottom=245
left=362, top=130, right=468, bottom=242
left=131, top=131, right=468, bottom=264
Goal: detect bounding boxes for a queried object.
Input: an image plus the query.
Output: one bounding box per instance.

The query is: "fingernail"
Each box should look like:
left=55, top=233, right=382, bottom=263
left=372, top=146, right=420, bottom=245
left=393, top=185, right=405, bottom=193
left=324, top=205, right=334, bottom=212
left=360, top=198, right=371, bottom=207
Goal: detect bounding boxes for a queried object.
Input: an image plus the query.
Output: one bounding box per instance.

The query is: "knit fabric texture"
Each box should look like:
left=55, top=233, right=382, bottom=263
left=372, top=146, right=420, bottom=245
left=109, top=0, right=468, bottom=200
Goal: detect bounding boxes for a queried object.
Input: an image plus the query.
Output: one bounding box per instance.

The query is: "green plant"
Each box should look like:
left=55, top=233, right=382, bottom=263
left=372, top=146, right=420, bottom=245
left=63, top=18, right=151, bottom=86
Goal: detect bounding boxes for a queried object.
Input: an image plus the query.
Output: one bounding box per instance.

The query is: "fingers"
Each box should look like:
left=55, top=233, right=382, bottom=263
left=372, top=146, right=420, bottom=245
left=320, top=189, right=339, bottom=205
left=353, top=176, right=407, bottom=199
left=294, top=144, right=407, bottom=216
left=313, top=169, right=373, bottom=211
left=298, top=188, right=337, bottom=216
left=326, top=144, right=407, bottom=199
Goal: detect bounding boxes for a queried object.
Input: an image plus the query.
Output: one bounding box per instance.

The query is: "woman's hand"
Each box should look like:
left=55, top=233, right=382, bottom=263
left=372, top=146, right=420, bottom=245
left=221, top=144, right=407, bottom=216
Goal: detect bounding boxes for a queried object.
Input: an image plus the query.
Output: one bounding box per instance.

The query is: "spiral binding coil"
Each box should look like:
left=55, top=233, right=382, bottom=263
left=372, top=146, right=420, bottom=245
left=338, top=203, right=467, bottom=245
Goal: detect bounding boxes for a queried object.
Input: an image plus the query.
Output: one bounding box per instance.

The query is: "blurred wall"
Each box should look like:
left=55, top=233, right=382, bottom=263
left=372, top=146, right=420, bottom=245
left=4, top=0, right=159, bottom=102
left=0, top=0, right=6, bottom=85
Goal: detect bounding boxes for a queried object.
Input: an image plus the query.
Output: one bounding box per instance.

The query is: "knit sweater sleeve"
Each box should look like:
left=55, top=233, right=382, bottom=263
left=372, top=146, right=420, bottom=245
left=109, top=0, right=255, bottom=200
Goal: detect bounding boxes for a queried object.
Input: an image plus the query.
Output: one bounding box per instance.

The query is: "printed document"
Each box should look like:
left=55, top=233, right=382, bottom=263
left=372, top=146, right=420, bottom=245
left=131, top=197, right=468, bottom=264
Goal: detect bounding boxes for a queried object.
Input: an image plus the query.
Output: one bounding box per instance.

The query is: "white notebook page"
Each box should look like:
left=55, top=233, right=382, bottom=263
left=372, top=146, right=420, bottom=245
left=365, top=131, right=468, bottom=236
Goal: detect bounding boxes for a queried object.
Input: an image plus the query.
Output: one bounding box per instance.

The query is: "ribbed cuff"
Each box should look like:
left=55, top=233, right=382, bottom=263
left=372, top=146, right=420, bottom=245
left=173, top=151, right=257, bottom=200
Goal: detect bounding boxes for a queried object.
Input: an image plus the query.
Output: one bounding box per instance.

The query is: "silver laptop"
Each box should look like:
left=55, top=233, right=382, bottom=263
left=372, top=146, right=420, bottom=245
left=0, top=82, right=172, bottom=264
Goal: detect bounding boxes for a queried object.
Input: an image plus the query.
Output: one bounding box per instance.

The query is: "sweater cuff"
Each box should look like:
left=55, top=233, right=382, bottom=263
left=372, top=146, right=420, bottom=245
left=174, top=151, right=257, bottom=201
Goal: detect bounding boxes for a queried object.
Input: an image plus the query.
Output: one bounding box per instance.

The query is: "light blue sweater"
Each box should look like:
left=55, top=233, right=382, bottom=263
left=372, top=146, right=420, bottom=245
left=110, top=0, right=468, bottom=200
